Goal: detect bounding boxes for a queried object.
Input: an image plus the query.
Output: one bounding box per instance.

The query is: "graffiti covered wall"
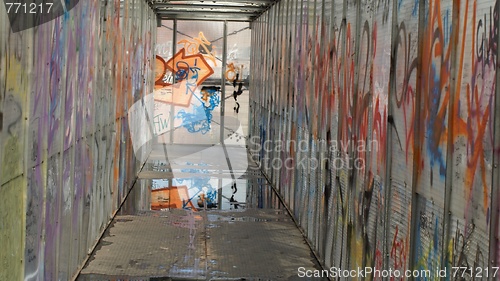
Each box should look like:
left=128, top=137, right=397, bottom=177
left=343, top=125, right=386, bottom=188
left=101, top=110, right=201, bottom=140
left=0, top=1, right=156, bottom=279
left=250, top=0, right=500, bottom=278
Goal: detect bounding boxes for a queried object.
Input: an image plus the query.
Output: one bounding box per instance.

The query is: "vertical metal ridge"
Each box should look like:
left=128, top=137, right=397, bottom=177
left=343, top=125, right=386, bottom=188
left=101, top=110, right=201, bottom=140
left=442, top=0, right=461, bottom=269
left=383, top=0, right=399, bottom=272
left=489, top=1, right=500, bottom=276
left=220, top=21, right=227, bottom=144
left=170, top=19, right=177, bottom=144
left=408, top=0, right=426, bottom=277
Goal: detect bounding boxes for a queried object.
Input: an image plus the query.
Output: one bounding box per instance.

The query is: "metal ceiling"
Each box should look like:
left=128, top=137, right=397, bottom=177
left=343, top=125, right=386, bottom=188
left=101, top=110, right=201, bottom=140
left=149, top=0, right=277, bottom=22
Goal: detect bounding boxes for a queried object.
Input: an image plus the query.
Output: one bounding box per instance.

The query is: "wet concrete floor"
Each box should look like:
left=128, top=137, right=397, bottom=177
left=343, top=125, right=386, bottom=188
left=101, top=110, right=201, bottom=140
left=77, top=143, right=325, bottom=281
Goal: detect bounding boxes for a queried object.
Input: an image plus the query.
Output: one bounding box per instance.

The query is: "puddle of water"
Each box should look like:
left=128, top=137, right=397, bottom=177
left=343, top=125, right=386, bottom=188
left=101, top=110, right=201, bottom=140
left=120, top=166, right=282, bottom=215
left=206, top=213, right=290, bottom=223
left=120, top=142, right=286, bottom=213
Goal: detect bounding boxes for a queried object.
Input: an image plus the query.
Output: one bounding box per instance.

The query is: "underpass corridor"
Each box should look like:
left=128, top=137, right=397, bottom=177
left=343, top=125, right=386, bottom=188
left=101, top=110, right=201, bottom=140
left=2, top=0, right=500, bottom=280
left=77, top=142, right=323, bottom=280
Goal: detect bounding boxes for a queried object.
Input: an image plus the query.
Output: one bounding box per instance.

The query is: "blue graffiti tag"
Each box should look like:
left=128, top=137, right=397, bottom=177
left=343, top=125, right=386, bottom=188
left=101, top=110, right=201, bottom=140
left=175, top=86, right=221, bottom=134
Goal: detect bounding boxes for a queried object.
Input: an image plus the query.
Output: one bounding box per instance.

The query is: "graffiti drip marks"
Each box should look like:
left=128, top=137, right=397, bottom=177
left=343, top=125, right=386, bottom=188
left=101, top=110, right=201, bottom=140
left=3, top=94, right=22, bottom=136
left=225, top=63, right=247, bottom=114
left=251, top=0, right=500, bottom=276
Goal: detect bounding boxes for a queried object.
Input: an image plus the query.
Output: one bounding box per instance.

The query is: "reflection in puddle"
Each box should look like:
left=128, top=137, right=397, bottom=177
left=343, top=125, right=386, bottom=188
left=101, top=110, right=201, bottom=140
left=147, top=158, right=250, bottom=211
left=151, top=186, right=197, bottom=210
left=120, top=175, right=280, bottom=215
left=150, top=179, right=246, bottom=211
left=119, top=142, right=280, bottom=215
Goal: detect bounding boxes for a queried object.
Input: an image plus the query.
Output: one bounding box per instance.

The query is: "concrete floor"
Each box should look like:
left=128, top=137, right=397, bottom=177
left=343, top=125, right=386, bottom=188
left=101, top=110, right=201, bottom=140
left=77, top=143, right=326, bottom=281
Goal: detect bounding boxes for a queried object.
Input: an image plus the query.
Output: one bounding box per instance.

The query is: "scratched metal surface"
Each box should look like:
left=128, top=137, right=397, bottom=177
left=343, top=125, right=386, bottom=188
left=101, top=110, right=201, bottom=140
left=250, top=0, right=500, bottom=278
left=0, top=1, right=156, bottom=280
left=78, top=148, right=323, bottom=280
left=78, top=208, right=323, bottom=280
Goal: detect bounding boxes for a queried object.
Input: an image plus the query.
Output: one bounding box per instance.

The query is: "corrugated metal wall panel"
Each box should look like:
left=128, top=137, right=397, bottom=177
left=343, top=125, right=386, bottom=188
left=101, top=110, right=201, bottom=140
left=0, top=1, right=156, bottom=279
left=387, top=0, right=418, bottom=276
left=446, top=0, right=497, bottom=275
left=251, top=0, right=500, bottom=277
